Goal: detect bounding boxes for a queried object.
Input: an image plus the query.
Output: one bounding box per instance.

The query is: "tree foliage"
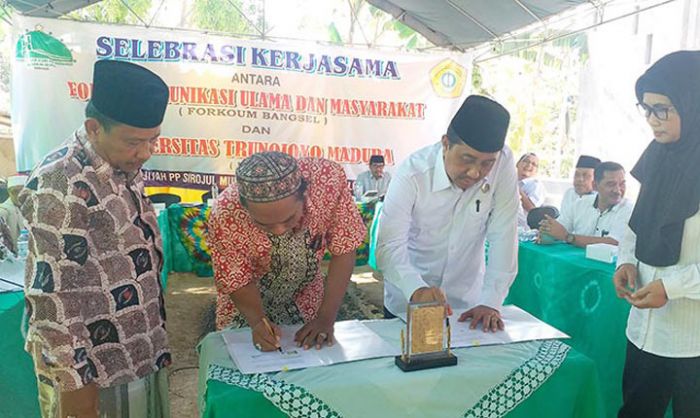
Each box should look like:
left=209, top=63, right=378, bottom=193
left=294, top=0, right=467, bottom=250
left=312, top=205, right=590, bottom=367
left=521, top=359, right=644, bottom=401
left=66, top=0, right=154, bottom=25
left=325, top=1, right=430, bottom=50
left=474, top=34, right=587, bottom=179
left=190, top=0, right=260, bottom=34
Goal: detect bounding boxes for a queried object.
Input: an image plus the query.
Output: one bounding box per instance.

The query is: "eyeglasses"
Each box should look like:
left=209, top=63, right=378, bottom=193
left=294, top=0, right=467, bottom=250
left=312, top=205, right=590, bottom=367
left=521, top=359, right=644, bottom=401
left=637, top=103, right=675, bottom=121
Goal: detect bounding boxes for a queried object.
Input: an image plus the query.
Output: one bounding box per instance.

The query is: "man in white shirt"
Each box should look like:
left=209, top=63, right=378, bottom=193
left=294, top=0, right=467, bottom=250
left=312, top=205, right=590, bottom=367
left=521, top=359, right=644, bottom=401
left=377, top=95, right=518, bottom=332
left=354, top=155, right=392, bottom=200
left=560, top=155, right=600, bottom=220
left=516, top=153, right=546, bottom=228
left=539, top=161, right=633, bottom=247
left=0, top=175, right=27, bottom=249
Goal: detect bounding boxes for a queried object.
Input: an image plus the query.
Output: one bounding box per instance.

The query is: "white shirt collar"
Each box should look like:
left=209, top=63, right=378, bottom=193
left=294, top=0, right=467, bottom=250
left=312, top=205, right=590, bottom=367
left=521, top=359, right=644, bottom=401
left=592, top=195, right=627, bottom=214
left=432, top=145, right=493, bottom=194
left=432, top=147, right=452, bottom=192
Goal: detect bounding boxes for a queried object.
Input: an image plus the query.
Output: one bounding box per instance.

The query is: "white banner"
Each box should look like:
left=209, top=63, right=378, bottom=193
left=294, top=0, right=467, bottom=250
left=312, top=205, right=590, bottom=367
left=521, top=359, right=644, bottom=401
left=12, top=16, right=471, bottom=190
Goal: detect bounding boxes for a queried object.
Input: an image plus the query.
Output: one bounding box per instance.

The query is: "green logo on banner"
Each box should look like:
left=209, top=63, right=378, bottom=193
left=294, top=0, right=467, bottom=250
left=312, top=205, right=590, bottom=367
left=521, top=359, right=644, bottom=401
left=16, top=25, right=74, bottom=69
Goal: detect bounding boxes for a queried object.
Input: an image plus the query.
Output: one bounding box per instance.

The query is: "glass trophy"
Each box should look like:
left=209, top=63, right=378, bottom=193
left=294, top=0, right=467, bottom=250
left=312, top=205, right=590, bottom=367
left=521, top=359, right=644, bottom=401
left=395, top=301, right=457, bottom=372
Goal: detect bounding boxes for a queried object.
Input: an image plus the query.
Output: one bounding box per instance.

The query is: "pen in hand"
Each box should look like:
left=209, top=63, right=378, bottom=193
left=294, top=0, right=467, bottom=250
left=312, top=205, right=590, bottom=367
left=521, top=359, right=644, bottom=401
left=261, top=317, right=282, bottom=353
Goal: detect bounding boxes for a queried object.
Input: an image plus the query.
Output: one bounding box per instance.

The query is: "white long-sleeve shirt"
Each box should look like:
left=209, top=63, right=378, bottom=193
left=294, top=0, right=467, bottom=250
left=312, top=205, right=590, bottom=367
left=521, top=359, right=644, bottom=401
left=617, top=206, right=700, bottom=358
left=517, top=178, right=545, bottom=228
left=559, top=187, right=596, bottom=222
left=377, top=142, right=519, bottom=316
left=558, top=194, right=633, bottom=243
left=353, top=170, right=392, bottom=200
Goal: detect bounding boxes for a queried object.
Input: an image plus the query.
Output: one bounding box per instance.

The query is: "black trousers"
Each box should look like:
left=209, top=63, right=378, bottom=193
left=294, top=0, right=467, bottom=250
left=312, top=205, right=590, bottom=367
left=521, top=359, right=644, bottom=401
left=619, top=340, right=700, bottom=418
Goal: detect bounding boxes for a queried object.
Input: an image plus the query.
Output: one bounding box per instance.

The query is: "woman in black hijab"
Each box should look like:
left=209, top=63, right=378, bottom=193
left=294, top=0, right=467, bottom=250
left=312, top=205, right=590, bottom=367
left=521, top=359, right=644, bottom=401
left=613, top=50, right=700, bottom=418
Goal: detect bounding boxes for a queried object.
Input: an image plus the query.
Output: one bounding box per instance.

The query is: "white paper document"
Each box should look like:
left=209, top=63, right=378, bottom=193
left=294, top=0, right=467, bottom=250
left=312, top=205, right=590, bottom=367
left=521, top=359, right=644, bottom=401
left=396, top=305, right=568, bottom=348
left=222, top=319, right=400, bottom=374
left=447, top=305, right=569, bottom=348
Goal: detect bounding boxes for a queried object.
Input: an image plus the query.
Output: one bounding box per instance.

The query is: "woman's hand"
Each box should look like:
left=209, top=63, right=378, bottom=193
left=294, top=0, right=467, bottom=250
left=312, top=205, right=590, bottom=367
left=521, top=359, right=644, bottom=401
left=613, top=263, right=638, bottom=299
left=628, top=280, right=668, bottom=309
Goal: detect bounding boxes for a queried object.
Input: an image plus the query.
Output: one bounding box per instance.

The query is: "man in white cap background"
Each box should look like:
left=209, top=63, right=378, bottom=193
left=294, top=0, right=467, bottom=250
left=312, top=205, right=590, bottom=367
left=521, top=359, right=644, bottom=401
left=18, top=60, right=171, bottom=418
left=0, top=174, right=28, bottom=249
left=354, top=154, right=392, bottom=200
left=559, top=154, right=601, bottom=220
left=377, top=94, right=519, bottom=332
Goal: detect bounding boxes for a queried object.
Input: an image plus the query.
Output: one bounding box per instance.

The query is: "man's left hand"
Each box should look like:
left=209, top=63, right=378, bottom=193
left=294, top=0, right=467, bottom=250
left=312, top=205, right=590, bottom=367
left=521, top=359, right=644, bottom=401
left=458, top=305, right=504, bottom=332
left=539, top=214, right=567, bottom=241
left=627, top=280, right=668, bottom=309
left=294, top=315, right=335, bottom=350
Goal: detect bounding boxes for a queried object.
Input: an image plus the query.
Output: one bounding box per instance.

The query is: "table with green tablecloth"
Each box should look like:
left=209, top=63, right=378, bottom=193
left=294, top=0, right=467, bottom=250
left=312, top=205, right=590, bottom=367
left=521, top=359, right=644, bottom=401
left=505, top=242, right=630, bottom=418
left=158, top=201, right=378, bottom=278
left=0, top=290, right=40, bottom=418
left=198, top=319, right=604, bottom=418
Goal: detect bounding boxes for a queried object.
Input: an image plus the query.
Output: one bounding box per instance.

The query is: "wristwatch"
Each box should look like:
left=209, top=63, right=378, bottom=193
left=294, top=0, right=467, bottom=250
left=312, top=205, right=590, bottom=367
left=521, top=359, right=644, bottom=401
left=565, top=233, right=575, bottom=244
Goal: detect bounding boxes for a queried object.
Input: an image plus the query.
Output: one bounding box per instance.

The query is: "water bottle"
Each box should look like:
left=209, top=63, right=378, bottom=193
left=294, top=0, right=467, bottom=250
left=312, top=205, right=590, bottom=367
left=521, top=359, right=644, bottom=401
left=517, top=227, right=538, bottom=243
left=353, top=181, right=363, bottom=201
left=16, top=229, right=29, bottom=259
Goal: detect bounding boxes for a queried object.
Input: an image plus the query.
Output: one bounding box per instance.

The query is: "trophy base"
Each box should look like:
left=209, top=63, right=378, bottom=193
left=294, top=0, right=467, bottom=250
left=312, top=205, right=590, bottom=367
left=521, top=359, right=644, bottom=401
left=394, top=352, right=458, bottom=372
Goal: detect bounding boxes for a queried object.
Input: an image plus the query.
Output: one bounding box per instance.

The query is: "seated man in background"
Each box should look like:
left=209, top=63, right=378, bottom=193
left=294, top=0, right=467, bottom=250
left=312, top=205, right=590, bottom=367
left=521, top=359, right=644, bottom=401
left=560, top=155, right=600, bottom=220
left=539, top=161, right=633, bottom=247
left=0, top=177, right=8, bottom=204
left=354, top=155, right=392, bottom=200
left=0, top=175, right=27, bottom=249
left=516, top=152, right=546, bottom=228
left=209, top=151, right=366, bottom=351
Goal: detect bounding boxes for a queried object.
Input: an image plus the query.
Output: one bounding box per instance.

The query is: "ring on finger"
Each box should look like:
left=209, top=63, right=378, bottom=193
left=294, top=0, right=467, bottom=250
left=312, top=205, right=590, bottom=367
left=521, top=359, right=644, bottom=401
left=318, top=332, right=328, bottom=340
left=255, top=343, right=263, bottom=351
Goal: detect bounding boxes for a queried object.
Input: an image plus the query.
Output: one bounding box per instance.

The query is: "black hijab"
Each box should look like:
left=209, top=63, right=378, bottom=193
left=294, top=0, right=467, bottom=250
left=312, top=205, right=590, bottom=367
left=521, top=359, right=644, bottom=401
left=629, top=50, right=700, bottom=267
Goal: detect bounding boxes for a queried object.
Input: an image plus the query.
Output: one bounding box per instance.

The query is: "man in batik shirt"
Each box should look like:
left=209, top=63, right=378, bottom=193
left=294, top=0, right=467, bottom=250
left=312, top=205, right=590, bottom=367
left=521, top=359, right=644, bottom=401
left=18, top=60, right=171, bottom=418
left=209, top=151, right=366, bottom=351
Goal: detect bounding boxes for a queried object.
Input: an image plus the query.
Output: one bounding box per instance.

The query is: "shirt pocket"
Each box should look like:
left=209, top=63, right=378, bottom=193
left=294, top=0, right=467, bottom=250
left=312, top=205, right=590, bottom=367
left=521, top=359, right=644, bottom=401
left=462, top=192, right=494, bottom=235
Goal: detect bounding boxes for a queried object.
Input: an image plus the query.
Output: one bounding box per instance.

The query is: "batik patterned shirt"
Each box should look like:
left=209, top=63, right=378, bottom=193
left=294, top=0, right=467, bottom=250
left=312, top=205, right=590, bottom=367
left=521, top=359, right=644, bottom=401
left=18, top=127, right=170, bottom=391
left=209, top=158, right=366, bottom=330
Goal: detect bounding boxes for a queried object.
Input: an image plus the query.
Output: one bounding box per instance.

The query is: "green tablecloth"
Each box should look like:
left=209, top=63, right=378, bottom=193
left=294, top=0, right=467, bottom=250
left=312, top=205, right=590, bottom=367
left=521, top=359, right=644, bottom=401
left=0, top=290, right=40, bottom=418
left=198, top=321, right=604, bottom=418
left=159, top=202, right=378, bottom=278
left=505, top=242, right=629, bottom=418
left=203, top=352, right=600, bottom=418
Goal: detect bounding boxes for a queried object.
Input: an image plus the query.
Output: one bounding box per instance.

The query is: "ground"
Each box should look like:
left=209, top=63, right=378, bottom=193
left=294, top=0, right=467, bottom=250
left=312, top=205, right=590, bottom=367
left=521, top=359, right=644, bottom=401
left=164, top=265, right=384, bottom=418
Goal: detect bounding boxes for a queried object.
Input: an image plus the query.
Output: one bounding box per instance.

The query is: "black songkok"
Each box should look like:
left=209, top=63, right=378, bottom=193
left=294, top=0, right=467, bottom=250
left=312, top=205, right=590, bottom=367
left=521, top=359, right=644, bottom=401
left=446, top=95, right=510, bottom=152
left=91, top=60, right=169, bottom=129
left=575, top=155, right=601, bottom=169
